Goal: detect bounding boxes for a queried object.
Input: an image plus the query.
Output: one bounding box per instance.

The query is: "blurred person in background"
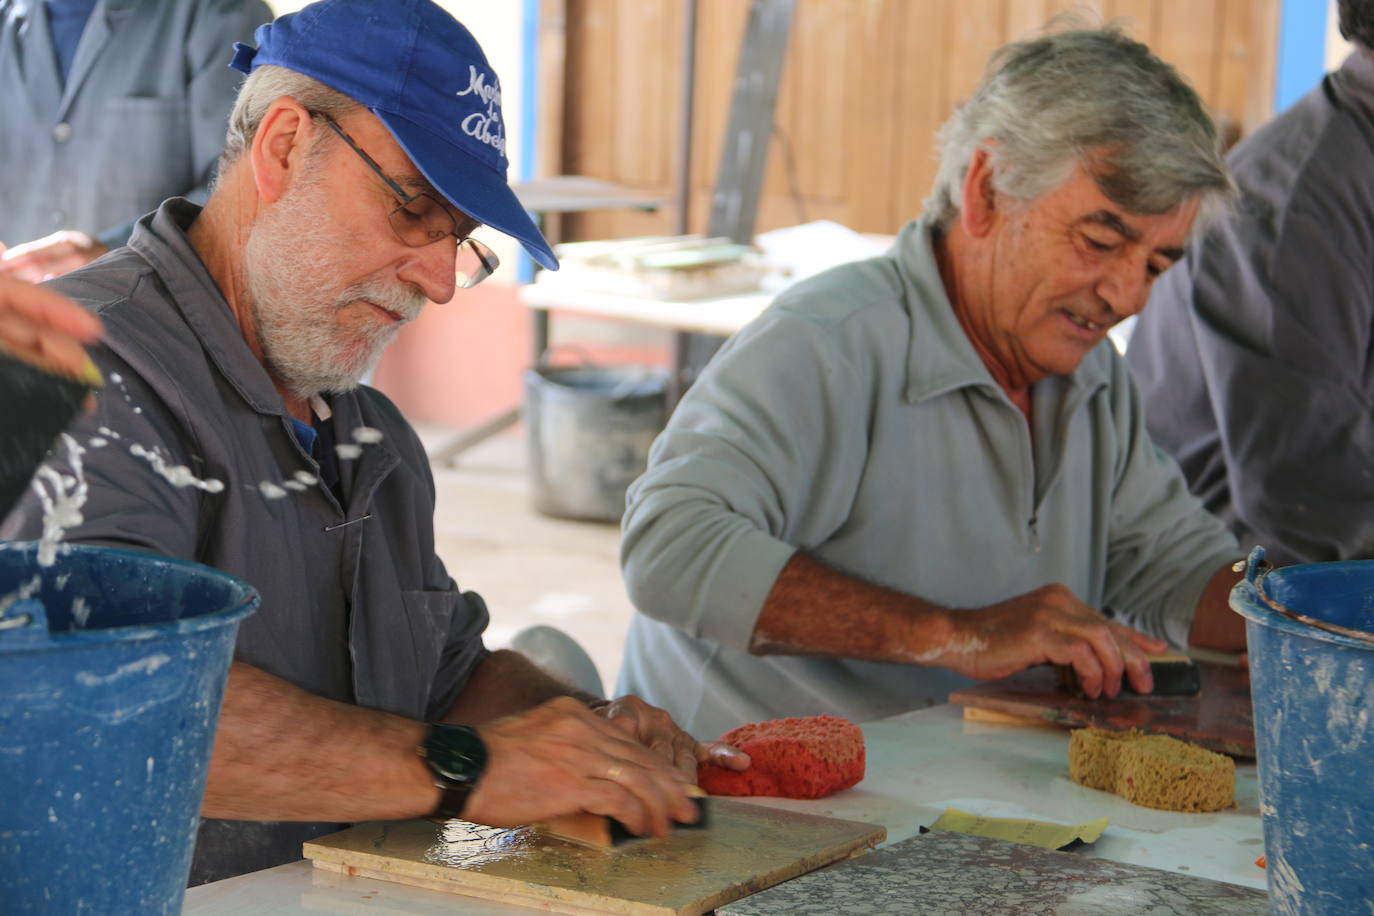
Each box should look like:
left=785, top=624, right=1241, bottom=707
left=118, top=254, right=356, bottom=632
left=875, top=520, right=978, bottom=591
left=0, top=0, right=270, bottom=280
left=1128, top=0, right=1374, bottom=566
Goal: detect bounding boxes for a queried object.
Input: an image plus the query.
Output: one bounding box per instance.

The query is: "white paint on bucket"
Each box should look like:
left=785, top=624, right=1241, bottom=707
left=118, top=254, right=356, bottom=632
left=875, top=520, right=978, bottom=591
left=75, top=654, right=170, bottom=687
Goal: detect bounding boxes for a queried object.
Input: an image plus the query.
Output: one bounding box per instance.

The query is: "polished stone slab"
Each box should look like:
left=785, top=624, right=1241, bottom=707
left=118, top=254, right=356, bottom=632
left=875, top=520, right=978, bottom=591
left=719, top=831, right=1268, bottom=915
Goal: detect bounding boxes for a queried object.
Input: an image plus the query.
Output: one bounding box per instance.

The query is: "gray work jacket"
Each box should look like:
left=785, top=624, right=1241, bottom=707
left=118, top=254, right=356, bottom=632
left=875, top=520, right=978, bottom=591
left=1, top=199, right=491, bottom=883
left=0, top=0, right=269, bottom=248
left=1129, top=50, right=1374, bottom=566
left=618, top=216, right=1239, bottom=740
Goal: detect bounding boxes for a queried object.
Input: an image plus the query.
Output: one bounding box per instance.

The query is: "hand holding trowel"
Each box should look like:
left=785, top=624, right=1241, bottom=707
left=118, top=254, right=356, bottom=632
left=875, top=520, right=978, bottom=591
left=0, top=273, right=104, bottom=519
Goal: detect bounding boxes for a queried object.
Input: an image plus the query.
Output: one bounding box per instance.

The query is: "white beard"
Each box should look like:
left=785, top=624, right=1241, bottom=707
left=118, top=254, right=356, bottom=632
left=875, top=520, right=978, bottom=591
left=242, top=164, right=426, bottom=400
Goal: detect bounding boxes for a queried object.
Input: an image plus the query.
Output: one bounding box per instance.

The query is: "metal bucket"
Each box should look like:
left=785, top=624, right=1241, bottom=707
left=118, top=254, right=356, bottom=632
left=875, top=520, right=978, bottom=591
left=523, top=364, right=667, bottom=521
left=0, top=542, right=258, bottom=914
left=1231, top=547, right=1374, bottom=914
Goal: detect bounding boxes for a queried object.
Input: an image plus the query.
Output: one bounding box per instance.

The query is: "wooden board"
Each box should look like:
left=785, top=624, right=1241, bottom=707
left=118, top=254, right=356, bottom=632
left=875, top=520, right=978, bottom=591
left=949, top=661, right=1255, bottom=758
left=303, top=799, right=885, bottom=916
left=717, top=830, right=1268, bottom=914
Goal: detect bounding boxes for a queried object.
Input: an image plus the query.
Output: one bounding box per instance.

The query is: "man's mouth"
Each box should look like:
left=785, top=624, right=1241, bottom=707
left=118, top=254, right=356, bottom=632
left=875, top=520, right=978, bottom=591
left=363, top=300, right=406, bottom=324
left=1062, top=309, right=1107, bottom=333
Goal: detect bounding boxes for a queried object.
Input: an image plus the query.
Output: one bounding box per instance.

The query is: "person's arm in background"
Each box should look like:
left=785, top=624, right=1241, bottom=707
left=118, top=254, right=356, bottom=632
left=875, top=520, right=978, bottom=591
left=1130, top=174, right=1374, bottom=567
left=0, top=0, right=273, bottom=280
left=1199, top=204, right=1374, bottom=565
left=622, top=306, right=1169, bottom=700
left=0, top=273, right=101, bottom=378
left=1, top=234, right=111, bottom=282
left=1187, top=562, right=1245, bottom=650
left=1096, top=352, right=1246, bottom=652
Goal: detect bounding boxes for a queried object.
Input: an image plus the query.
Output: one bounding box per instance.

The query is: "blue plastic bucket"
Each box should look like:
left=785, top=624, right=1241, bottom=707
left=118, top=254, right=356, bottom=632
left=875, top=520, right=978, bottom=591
left=1231, top=547, right=1374, bottom=915
left=0, top=542, right=258, bottom=914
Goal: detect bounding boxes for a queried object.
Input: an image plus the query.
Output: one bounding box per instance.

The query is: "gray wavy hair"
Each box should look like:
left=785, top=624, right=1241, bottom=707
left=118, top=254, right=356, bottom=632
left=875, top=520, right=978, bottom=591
left=926, top=26, right=1233, bottom=234
left=218, top=65, right=361, bottom=176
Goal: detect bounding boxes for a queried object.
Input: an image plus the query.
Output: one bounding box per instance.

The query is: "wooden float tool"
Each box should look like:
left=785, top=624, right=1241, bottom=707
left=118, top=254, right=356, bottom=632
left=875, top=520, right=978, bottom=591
left=537, top=785, right=710, bottom=849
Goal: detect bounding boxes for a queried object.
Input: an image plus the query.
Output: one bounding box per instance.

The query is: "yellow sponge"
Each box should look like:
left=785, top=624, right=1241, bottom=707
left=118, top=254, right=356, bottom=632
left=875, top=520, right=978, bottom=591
left=1068, top=728, right=1234, bottom=812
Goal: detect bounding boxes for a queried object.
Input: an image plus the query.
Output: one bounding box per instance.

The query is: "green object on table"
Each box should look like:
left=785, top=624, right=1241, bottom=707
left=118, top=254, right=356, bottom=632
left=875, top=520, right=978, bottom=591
left=924, top=807, right=1109, bottom=851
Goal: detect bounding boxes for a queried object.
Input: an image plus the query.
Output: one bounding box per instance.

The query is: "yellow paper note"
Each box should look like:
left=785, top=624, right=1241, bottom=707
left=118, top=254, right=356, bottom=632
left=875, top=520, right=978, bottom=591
left=927, top=808, right=1109, bottom=851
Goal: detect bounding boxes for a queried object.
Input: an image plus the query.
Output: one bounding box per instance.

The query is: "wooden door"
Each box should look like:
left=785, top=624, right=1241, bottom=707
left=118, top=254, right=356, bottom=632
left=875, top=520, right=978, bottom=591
left=547, top=0, right=1279, bottom=241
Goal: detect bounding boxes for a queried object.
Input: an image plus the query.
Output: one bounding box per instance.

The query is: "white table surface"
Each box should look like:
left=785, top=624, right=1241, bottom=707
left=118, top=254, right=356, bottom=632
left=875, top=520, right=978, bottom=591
left=510, top=175, right=666, bottom=215
left=520, top=281, right=773, bottom=338
left=183, top=704, right=1267, bottom=914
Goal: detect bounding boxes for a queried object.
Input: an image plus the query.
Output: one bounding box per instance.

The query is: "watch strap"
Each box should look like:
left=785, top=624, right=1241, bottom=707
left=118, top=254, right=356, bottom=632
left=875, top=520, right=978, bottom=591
left=418, top=723, right=486, bottom=821
left=429, top=779, right=475, bottom=820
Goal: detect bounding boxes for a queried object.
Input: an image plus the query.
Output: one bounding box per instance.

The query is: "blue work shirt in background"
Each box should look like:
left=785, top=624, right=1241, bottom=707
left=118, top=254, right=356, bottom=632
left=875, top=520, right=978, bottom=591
left=43, top=0, right=97, bottom=83
left=0, top=0, right=270, bottom=249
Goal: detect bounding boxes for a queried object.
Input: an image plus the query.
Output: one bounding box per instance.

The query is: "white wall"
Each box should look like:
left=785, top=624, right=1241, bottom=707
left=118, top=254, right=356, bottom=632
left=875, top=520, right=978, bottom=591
left=1329, top=0, right=1353, bottom=69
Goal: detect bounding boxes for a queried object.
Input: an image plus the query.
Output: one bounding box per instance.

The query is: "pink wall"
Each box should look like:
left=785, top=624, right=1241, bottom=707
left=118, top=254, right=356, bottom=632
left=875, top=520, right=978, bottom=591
left=372, top=283, right=530, bottom=429
left=373, top=286, right=672, bottom=430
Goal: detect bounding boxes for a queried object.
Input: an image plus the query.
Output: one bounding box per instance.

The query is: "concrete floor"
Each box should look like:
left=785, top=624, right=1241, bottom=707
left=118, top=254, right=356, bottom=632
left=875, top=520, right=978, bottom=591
left=420, top=425, right=634, bottom=695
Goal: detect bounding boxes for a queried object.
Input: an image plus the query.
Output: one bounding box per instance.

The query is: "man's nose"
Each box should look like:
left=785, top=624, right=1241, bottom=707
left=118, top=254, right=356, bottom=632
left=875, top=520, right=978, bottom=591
left=396, top=238, right=459, bottom=306
left=1096, top=254, right=1150, bottom=319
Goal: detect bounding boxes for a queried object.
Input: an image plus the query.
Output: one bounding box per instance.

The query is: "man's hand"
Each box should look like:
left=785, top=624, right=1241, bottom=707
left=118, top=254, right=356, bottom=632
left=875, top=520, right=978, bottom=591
left=0, top=232, right=109, bottom=282
left=935, top=584, right=1168, bottom=698
left=462, top=697, right=705, bottom=837
left=753, top=554, right=1168, bottom=699
left=592, top=694, right=751, bottom=780
left=203, top=665, right=734, bottom=830
left=0, top=271, right=102, bottom=378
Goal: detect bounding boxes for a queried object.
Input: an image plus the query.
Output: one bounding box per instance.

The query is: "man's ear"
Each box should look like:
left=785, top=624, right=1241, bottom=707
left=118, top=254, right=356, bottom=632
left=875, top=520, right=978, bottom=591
left=959, top=145, right=999, bottom=239
left=249, top=98, right=317, bottom=205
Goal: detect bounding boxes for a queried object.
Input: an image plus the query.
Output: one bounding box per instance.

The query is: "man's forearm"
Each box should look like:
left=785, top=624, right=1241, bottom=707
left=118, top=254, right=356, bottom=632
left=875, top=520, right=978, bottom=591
left=444, top=648, right=598, bottom=724
left=1187, top=562, right=1247, bottom=651
left=750, top=551, right=958, bottom=663
left=202, top=661, right=439, bottom=822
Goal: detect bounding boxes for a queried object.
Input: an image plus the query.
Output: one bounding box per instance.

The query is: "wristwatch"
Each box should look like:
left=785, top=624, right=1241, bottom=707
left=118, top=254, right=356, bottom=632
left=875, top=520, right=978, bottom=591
left=417, top=723, right=487, bottom=820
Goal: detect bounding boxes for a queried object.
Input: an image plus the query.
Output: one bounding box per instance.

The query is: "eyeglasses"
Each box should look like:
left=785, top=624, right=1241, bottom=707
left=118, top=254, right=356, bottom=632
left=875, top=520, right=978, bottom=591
left=318, top=116, right=499, bottom=289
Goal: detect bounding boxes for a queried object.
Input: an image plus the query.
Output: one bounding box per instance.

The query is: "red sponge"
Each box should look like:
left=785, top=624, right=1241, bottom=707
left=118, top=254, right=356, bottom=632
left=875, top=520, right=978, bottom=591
left=698, top=714, right=865, bottom=799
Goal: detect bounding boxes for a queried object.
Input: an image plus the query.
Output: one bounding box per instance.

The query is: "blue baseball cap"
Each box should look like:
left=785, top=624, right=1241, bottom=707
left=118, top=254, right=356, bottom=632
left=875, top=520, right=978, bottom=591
left=230, top=0, right=558, bottom=270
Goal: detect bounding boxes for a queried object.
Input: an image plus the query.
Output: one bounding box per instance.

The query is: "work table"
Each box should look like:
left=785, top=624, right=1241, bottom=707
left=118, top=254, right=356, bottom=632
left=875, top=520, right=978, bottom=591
left=183, top=704, right=1266, bottom=914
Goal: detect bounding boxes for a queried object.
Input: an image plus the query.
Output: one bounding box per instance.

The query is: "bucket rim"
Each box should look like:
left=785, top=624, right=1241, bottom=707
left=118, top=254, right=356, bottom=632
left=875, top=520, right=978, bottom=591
left=524, top=365, right=668, bottom=403
left=0, top=541, right=260, bottom=648
left=1231, top=547, right=1374, bottom=651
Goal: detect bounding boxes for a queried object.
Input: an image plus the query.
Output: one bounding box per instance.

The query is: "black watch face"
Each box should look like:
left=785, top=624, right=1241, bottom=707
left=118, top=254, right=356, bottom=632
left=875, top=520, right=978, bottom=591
left=427, top=725, right=487, bottom=784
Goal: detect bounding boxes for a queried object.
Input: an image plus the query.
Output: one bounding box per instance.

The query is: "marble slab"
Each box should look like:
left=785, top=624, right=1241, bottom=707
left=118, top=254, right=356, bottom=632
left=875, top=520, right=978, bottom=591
left=718, top=831, right=1268, bottom=915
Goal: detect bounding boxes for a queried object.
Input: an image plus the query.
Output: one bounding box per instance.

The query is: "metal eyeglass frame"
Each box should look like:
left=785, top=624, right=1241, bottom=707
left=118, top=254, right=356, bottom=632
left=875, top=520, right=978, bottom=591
left=318, top=115, right=499, bottom=289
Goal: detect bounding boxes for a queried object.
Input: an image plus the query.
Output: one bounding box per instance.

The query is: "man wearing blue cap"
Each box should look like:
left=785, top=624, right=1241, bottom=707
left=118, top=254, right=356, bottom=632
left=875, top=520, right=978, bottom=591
left=1, top=0, right=745, bottom=884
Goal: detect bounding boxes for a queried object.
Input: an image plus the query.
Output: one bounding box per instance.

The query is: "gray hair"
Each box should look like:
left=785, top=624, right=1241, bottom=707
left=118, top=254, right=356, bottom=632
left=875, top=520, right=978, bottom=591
left=926, top=26, right=1234, bottom=234
left=218, top=65, right=361, bottom=176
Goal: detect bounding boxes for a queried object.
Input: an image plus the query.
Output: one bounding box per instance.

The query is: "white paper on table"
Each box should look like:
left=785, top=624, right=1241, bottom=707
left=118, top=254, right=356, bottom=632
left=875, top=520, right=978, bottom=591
left=755, top=220, right=891, bottom=291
